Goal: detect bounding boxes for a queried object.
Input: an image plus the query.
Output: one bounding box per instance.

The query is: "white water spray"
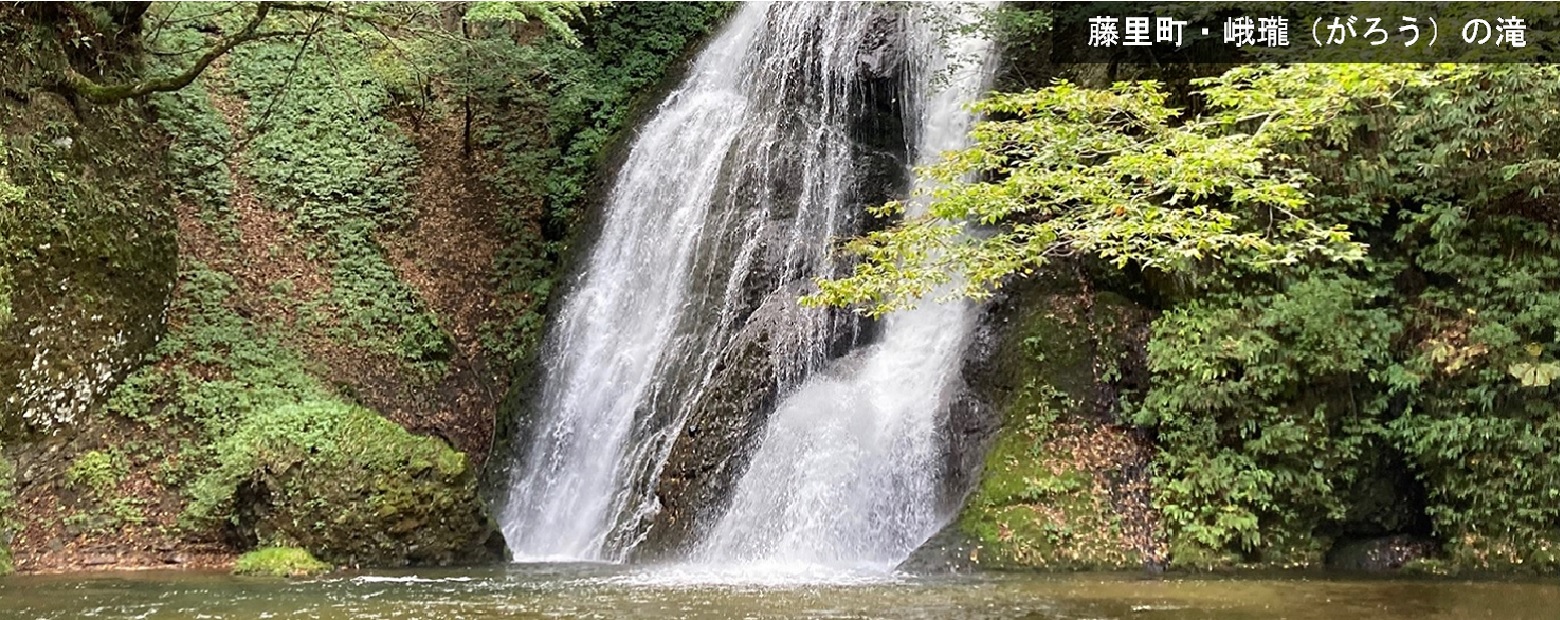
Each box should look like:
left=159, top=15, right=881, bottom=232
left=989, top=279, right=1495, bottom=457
left=501, top=2, right=900, bottom=562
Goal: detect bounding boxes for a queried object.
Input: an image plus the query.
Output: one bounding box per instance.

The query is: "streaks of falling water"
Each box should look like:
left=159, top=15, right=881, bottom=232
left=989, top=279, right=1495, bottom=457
left=501, top=2, right=898, bottom=562
left=693, top=2, right=999, bottom=571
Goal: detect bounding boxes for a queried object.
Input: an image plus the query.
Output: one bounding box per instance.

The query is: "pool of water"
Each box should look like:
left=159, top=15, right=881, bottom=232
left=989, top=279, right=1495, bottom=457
left=0, top=563, right=1554, bottom=619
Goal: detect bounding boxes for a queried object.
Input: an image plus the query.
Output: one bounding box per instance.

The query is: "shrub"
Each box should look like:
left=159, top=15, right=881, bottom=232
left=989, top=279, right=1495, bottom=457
left=233, top=547, right=331, bottom=577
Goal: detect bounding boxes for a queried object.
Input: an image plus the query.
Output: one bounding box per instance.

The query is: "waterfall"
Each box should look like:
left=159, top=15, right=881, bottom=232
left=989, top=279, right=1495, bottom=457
left=501, top=2, right=903, bottom=562
left=693, top=3, right=998, bottom=570
left=502, top=0, right=996, bottom=568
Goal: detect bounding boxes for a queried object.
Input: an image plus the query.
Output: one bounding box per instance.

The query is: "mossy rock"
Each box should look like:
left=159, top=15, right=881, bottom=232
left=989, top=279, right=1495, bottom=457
left=958, top=420, right=1155, bottom=570
left=1, top=16, right=177, bottom=435
left=955, top=272, right=1159, bottom=570
left=233, top=547, right=331, bottom=578
left=189, top=401, right=502, bottom=567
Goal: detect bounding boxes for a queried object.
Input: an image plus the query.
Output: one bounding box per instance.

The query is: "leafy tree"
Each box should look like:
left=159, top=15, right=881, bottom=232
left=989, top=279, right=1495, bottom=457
left=805, top=65, right=1426, bottom=315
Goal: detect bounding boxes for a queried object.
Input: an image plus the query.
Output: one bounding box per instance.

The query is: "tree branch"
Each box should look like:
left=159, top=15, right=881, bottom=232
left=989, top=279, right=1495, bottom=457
left=62, top=2, right=276, bottom=104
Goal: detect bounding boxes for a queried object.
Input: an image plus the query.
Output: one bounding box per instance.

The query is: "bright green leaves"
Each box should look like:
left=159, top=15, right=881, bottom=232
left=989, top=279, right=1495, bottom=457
left=809, top=69, right=1411, bottom=316
left=464, top=2, right=599, bottom=47
left=810, top=62, right=1560, bottom=567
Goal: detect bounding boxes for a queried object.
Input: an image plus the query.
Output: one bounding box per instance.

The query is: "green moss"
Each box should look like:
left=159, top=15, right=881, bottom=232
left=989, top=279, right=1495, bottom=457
left=467, top=2, right=733, bottom=369
left=957, top=279, right=1155, bottom=570
left=187, top=400, right=491, bottom=566
left=233, top=547, right=331, bottom=578
left=0, top=263, right=11, bottom=343
left=959, top=416, right=1142, bottom=570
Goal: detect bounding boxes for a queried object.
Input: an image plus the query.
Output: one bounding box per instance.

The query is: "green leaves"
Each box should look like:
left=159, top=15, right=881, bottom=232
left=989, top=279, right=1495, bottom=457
left=809, top=69, right=1406, bottom=315
left=911, top=63, right=1560, bottom=567
left=464, top=2, right=599, bottom=47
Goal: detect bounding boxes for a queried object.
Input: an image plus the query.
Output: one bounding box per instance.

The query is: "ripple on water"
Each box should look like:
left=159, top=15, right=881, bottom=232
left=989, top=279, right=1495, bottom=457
left=3, top=567, right=1560, bottom=620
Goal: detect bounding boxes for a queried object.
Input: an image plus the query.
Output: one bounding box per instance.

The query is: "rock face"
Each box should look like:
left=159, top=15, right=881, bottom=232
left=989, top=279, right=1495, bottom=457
left=1, top=76, right=176, bottom=436
left=927, top=269, right=1166, bottom=570
left=637, top=282, right=862, bottom=557
left=1, top=18, right=177, bottom=572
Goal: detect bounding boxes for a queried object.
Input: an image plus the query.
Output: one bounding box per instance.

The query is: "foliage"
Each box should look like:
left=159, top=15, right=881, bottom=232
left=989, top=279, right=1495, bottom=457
left=0, top=261, right=11, bottom=335
left=807, top=65, right=1428, bottom=315
left=66, top=450, right=126, bottom=497
left=835, top=61, right=1560, bottom=570
left=1, top=0, right=720, bottom=567
left=453, top=1, right=730, bottom=364
left=1131, top=65, right=1560, bottom=569
left=106, top=263, right=327, bottom=434
left=146, top=20, right=234, bottom=228
left=1135, top=276, right=1398, bottom=565
left=1363, top=65, right=1560, bottom=570
left=185, top=400, right=488, bottom=566
left=0, top=155, right=13, bottom=332
left=218, top=24, right=450, bottom=370
left=60, top=449, right=147, bottom=534
left=464, top=2, right=599, bottom=46
left=233, top=546, right=331, bottom=577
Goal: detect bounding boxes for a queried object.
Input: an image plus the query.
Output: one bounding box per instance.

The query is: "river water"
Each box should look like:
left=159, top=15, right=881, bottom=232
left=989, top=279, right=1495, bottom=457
left=1, top=566, right=1554, bottom=619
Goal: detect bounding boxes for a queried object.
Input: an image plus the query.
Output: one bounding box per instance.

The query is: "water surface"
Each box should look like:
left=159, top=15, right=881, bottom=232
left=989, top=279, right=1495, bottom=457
left=1, top=564, right=1554, bottom=619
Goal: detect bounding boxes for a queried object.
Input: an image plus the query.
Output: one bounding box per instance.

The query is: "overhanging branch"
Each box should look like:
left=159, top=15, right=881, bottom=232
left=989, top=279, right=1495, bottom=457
left=60, top=2, right=292, bottom=104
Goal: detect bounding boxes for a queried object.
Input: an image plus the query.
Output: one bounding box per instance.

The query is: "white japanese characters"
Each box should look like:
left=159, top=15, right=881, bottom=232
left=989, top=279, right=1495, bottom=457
left=1084, top=12, right=1531, bottom=52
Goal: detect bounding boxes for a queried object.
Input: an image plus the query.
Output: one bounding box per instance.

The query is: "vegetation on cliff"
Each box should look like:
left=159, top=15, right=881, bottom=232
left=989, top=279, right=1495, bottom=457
left=0, top=1, right=725, bottom=572
left=956, top=277, right=1160, bottom=569
left=7, top=0, right=1556, bottom=579
left=0, top=439, right=13, bottom=575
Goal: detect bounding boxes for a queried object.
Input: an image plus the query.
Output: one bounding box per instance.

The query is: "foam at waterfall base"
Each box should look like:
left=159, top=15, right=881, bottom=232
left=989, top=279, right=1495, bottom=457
left=585, top=560, right=913, bottom=589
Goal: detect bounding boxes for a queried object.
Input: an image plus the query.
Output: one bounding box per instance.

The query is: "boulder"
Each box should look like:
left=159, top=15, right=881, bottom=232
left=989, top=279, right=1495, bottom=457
left=189, top=401, right=503, bottom=567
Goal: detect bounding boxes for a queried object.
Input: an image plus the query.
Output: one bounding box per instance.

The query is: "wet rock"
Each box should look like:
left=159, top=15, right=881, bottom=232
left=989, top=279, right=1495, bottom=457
left=899, top=522, right=984, bottom=574
left=635, top=281, right=861, bottom=558
left=931, top=268, right=1163, bottom=570
left=0, top=80, right=176, bottom=435
left=623, top=6, right=914, bottom=559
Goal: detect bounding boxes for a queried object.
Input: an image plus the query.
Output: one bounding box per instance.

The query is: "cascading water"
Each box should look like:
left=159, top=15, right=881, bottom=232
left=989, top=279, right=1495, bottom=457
left=501, top=2, right=904, bottom=562
left=693, top=3, right=998, bottom=570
